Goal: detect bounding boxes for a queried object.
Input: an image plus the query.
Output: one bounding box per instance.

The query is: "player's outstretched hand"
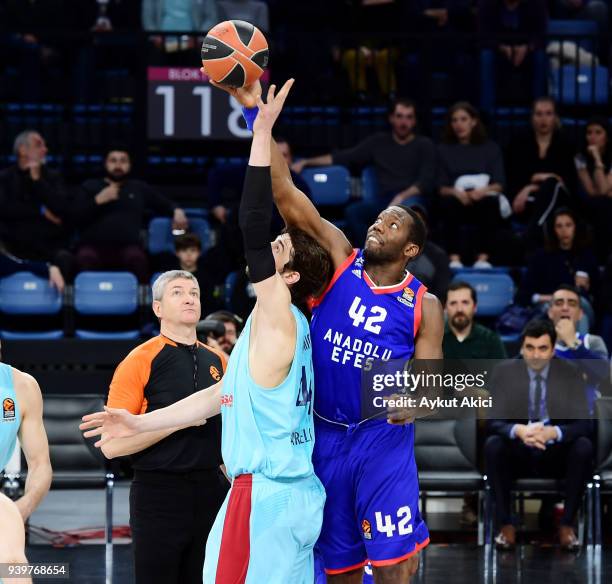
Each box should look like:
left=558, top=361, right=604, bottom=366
left=253, top=79, right=294, bottom=134
left=80, top=406, right=142, bottom=448
left=204, top=72, right=262, bottom=109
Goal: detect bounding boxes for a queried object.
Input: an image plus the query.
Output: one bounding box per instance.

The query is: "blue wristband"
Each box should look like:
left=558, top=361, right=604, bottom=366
left=241, top=106, right=259, bottom=131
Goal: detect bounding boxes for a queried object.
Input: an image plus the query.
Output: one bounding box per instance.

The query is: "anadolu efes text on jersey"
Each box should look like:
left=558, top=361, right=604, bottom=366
left=310, top=249, right=427, bottom=425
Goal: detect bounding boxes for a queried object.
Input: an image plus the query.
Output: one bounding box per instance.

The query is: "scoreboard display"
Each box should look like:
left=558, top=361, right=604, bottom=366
left=147, top=67, right=268, bottom=141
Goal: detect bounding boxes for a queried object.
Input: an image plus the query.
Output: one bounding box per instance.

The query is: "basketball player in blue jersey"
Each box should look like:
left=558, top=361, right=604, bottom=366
left=80, top=79, right=332, bottom=584
left=211, top=80, right=445, bottom=583
left=0, top=341, right=52, bottom=584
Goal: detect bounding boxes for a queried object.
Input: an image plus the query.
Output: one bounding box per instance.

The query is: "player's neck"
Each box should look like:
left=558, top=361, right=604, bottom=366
left=363, top=260, right=407, bottom=287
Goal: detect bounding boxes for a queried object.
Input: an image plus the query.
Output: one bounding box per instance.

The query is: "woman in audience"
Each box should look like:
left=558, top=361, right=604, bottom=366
left=518, top=208, right=599, bottom=324
left=575, top=117, right=612, bottom=261
left=437, top=101, right=508, bottom=268
left=505, top=97, right=577, bottom=248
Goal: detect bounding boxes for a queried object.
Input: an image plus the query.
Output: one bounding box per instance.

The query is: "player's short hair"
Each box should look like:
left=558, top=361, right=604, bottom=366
left=446, top=280, right=477, bottom=304
left=281, top=226, right=333, bottom=313
left=152, top=270, right=199, bottom=301
left=520, top=319, right=556, bottom=346
left=175, top=233, right=202, bottom=252
left=396, top=205, right=427, bottom=256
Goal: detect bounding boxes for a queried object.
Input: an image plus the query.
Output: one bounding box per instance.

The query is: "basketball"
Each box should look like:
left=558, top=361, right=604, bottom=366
left=201, top=20, right=269, bottom=88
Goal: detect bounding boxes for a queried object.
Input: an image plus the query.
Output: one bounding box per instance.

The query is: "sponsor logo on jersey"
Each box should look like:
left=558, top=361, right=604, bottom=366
left=352, top=269, right=362, bottom=278
left=210, top=365, right=221, bottom=381
left=362, top=519, right=372, bottom=539
left=355, top=256, right=364, bottom=268
left=220, top=394, right=233, bottom=407
left=397, top=286, right=415, bottom=308
left=303, top=333, right=312, bottom=351
left=2, top=397, right=15, bottom=420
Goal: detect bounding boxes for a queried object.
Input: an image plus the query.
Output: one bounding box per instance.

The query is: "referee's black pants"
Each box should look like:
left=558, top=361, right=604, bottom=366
left=130, top=468, right=229, bottom=584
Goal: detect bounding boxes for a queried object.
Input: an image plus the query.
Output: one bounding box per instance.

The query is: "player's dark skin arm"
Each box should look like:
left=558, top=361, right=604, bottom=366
left=207, top=77, right=353, bottom=269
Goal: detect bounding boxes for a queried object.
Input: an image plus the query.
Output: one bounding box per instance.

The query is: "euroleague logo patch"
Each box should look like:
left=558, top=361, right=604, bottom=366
left=397, top=286, right=415, bottom=308
left=2, top=397, right=15, bottom=420
left=210, top=365, right=221, bottom=382
left=362, top=519, right=372, bottom=540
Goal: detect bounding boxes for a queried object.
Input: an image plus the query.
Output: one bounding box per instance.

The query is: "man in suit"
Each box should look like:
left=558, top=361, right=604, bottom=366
left=485, top=319, right=592, bottom=551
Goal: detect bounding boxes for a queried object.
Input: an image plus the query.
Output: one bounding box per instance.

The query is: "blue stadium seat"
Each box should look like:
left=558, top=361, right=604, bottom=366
left=148, top=217, right=212, bottom=254
left=301, top=166, right=351, bottom=206
left=550, top=65, right=609, bottom=105
left=0, top=272, right=63, bottom=338
left=361, top=166, right=379, bottom=202
left=548, top=19, right=598, bottom=38
left=0, top=272, right=62, bottom=315
left=183, top=207, right=207, bottom=219
left=74, top=272, right=138, bottom=315
left=452, top=272, right=515, bottom=317
left=74, top=272, right=139, bottom=339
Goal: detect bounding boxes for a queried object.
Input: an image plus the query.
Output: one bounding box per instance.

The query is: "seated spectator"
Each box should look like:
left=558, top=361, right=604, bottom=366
left=437, top=102, right=508, bottom=268
left=0, top=130, right=73, bottom=279
left=518, top=208, right=599, bottom=316
left=443, top=279, right=507, bottom=528
left=575, top=117, right=612, bottom=261
left=292, top=99, right=435, bottom=245
left=505, top=97, right=578, bottom=248
left=405, top=205, right=451, bottom=299
left=485, top=319, right=592, bottom=551
left=0, top=247, right=64, bottom=292
left=202, top=309, right=242, bottom=358
left=217, top=0, right=269, bottom=33
left=173, top=233, right=223, bottom=313
left=547, top=284, right=609, bottom=412
left=478, top=0, right=548, bottom=103
left=443, top=280, right=508, bottom=359
left=73, top=146, right=188, bottom=283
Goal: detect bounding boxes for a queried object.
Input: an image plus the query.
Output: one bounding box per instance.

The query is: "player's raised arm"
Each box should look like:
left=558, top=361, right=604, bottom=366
left=208, top=77, right=352, bottom=268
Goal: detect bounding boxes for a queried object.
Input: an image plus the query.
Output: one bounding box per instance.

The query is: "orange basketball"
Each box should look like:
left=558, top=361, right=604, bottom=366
left=201, top=20, right=268, bottom=88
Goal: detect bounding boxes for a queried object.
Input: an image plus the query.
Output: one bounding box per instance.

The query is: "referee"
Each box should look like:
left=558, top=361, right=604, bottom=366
left=101, top=270, right=228, bottom=584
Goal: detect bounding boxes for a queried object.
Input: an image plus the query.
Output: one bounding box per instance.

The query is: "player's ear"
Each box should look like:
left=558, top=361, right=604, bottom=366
left=283, top=270, right=300, bottom=286
left=404, top=242, right=420, bottom=261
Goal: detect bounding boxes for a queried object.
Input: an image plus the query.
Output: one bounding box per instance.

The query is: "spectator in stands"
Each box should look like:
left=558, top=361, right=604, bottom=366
left=505, top=97, right=577, bottom=248
left=518, top=208, right=599, bottom=317
left=292, top=98, right=435, bottom=245
left=437, top=101, right=508, bottom=268
left=547, top=284, right=609, bottom=412
left=443, top=281, right=508, bottom=359
left=0, top=130, right=73, bottom=279
left=173, top=233, right=223, bottom=313
left=217, top=0, right=270, bottom=33
left=443, top=279, right=507, bottom=528
left=485, top=319, right=592, bottom=551
left=73, top=146, right=188, bottom=283
left=575, top=117, right=612, bottom=261
left=550, top=0, right=609, bottom=63
left=142, top=0, right=219, bottom=31
left=405, top=205, right=451, bottom=299
left=0, top=248, right=65, bottom=293
left=202, top=310, right=242, bottom=357
left=478, top=0, right=548, bottom=102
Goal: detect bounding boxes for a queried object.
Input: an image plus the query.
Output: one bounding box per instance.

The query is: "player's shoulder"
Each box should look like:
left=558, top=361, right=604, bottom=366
left=11, top=368, right=43, bottom=409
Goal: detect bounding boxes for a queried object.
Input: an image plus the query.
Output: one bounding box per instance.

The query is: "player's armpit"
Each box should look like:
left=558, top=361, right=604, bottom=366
left=271, top=140, right=352, bottom=268
left=414, top=293, right=444, bottom=360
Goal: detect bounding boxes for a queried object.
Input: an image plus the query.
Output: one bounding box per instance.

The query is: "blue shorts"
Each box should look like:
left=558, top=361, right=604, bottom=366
left=203, top=473, right=325, bottom=584
left=313, top=421, right=429, bottom=575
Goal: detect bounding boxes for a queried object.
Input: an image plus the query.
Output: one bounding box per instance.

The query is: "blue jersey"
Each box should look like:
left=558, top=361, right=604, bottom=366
left=311, top=249, right=427, bottom=425
left=0, top=363, right=20, bottom=472
left=220, top=304, right=316, bottom=480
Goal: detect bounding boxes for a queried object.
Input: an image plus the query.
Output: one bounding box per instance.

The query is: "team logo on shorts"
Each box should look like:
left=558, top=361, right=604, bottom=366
left=210, top=365, right=221, bottom=381
left=397, top=287, right=415, bottom=308
left=2, top=398, right=15, bottom=420
left=362, top=519, right=372, bottom=540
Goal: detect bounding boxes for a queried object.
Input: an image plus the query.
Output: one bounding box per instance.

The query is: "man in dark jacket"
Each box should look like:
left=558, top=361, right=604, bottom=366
left=0, top=130, right=72, bottom=278
left=73, top=147, right=188, bottom=282
left=485, top=319, right=592, bottom=551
